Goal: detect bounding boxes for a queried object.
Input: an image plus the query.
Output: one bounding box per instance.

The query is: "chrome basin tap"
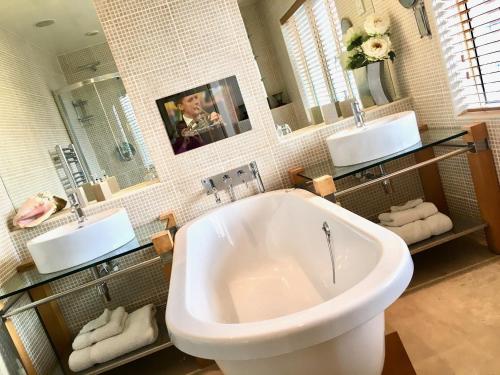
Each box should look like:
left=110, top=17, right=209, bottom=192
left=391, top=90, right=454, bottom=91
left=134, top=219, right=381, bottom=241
left=68, top=191, right=87, bottom=226
left=351, top=100, right=365, bottom=128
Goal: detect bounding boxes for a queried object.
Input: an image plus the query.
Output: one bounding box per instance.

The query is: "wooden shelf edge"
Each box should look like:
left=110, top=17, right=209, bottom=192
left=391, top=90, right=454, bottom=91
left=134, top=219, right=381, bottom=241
left=409, top=217, right=487, bottom=255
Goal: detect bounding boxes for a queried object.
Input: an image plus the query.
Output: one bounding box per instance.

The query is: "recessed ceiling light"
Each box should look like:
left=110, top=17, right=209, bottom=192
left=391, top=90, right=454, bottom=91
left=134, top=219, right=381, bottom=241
left=85, top=30, right=100, bottom=36
left=35, top=19, right=56, bottom=28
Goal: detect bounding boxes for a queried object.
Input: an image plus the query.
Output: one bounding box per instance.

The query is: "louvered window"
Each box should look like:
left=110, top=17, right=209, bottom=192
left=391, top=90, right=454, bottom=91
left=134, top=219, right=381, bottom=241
left=434, top=0, right=500, bottom=113
left=281, top=0, right=354, bottom=110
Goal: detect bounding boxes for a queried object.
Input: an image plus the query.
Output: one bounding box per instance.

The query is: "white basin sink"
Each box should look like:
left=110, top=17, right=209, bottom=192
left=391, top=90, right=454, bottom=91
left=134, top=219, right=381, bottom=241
left=27, top=208, right=135, bottom=274
left=326, top=111, right=420, bottom=167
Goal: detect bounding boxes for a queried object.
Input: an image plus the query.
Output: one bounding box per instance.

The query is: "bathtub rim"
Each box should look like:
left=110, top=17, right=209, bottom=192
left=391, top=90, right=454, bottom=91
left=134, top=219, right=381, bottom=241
left=166, top=189, right=413, bottom=360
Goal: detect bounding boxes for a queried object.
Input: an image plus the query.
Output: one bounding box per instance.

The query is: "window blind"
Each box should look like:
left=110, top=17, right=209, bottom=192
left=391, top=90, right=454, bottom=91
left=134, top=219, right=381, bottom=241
left=282, top=0, right=352, bottom=109
left=435, top=0, right=500, bottom=112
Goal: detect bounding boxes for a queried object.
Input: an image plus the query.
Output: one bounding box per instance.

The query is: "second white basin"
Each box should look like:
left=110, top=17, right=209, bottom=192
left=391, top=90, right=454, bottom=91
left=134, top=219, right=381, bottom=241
left=326, top=111, right=421, bottom=167
left=27, top=208, right=135, bottom=274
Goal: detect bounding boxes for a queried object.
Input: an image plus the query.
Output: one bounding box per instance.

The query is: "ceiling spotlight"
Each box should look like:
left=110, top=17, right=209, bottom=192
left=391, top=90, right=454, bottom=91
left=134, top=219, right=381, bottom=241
left=85, top=30, right=100, bottom=36
left=35, top=19, right=56, bottom=28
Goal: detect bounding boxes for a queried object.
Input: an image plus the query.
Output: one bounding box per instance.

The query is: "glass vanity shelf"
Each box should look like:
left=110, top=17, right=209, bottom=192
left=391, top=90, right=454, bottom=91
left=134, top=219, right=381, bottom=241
left=0, top=222, right=167, bottom=301
left=300, top=128, right=468, bottom=181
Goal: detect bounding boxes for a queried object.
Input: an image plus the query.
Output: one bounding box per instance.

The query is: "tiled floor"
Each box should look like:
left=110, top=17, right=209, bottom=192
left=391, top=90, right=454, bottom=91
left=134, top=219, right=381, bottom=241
left=110, top=236, right=499, bottom=374
left=386, top=237, right=500, bottom=374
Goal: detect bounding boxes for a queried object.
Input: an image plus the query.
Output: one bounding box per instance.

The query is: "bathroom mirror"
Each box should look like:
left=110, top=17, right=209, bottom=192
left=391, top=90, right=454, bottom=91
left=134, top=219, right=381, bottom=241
left=0, top=0, right=155, bottom=209
left=237, top=0, right=400, bottom=133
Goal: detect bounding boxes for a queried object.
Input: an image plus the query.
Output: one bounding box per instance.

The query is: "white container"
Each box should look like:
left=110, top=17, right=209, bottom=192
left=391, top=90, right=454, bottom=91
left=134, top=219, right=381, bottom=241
left=27, top=208, right=135, bottom=273
left=310, top=105, right=324, bottom=124
left=326, top=111, right=421, bottom=167
left=166, top=190, right=413, bottom=375
left=320, top=102, right=340, bottom=124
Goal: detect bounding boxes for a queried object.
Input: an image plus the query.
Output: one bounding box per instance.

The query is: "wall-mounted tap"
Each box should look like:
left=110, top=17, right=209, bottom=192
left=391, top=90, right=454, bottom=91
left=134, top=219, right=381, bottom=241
left=67, top=191, right=87, bottom=227
left=207, top=178, right=221, bottom=204
left=201, top=161, right=265, bottom=203
left=250, top=161, right=265, bottom=193
left=222, top=174, right=236, bottom=202
left=237, top=169, right=249, bottom=188
left=351, top=100, right=365, bottom=128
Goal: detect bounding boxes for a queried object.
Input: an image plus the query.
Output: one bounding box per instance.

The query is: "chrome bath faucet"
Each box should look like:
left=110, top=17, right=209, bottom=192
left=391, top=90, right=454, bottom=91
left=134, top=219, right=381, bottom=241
left=67, top=191, right=87, bottom=226
left=351, top=99, right=366, bottom=128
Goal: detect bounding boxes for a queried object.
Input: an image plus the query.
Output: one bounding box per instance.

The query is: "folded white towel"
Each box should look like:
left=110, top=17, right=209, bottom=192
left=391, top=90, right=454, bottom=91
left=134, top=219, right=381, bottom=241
left=68, top=305, right=158, bottom=372
left=382, top=212, right=453, bottom=245
left=91, top=304, right=158, bottom=363
left=79, top=308, right=111, bottom=334
left=424, top=212, right=453, bottom=236
left=379, top=202, right=438, bottom=227
left=390, top=198, right=423, bottom=213
left=383, top=220, right=432, bottom=245
left=73, top=307, right=127, bottom=350
left=68, top=347, right=92, bottom=372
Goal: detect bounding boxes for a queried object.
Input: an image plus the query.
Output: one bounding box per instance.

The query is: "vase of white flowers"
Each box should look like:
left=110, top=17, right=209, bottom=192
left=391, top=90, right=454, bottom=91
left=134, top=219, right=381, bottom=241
left=342, top=14, right=395, bottom=106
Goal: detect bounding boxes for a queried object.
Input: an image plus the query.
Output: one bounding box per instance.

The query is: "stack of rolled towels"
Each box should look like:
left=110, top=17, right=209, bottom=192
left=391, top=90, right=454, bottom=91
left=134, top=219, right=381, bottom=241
left=378, top=198, right=453, bottom=245
left=69, top=304, right=158, bottom=372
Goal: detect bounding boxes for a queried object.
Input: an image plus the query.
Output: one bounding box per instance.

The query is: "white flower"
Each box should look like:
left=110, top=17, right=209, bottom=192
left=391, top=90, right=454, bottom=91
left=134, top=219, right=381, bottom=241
left=364, top=14, right=390, bottom=36
left=340, top=48, right=360, bottom=69
left=343, top=27, right=365, bottom=47
left=361, top=36, right=392, bottom=61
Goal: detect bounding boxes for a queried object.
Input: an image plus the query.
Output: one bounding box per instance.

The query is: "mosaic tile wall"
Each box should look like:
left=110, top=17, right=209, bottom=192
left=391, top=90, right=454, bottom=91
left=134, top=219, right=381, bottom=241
left=0, top=318, right=23, bottom=374
left=0, top=26, right=70, bottom=208
left=58, top=43, right=152, bottom=188
left=0, top=181, right=18, bottom=287
left=10, top=294, right=59, bottom=375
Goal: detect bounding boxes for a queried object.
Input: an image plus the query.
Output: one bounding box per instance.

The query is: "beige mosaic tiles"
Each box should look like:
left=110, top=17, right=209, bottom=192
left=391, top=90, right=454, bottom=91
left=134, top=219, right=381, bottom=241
left=9, top=294, right=59, bottom=375
left=0, top=182, right=18, bottom=286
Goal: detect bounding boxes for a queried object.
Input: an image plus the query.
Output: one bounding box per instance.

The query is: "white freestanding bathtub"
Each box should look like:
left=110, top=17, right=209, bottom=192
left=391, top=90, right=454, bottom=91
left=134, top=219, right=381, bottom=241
left=166, top=189, right=413, bottom=375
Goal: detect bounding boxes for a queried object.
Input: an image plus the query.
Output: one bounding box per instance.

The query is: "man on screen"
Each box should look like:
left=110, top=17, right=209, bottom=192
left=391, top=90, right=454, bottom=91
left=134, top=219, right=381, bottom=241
left=171, top=91, right=223, bottom=154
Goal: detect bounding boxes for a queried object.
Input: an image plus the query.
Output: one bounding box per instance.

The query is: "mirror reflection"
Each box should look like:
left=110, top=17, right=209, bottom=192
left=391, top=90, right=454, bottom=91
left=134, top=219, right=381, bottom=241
left=0, top=0, right=155, bottom=210
left=238, top=0, right=400, bottom=133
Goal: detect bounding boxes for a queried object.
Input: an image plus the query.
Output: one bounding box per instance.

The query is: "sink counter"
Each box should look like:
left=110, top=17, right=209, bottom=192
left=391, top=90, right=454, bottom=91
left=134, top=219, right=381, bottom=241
left=0, top=221, right=166, bottom=300
left=300, top=127, right=468, bottom=181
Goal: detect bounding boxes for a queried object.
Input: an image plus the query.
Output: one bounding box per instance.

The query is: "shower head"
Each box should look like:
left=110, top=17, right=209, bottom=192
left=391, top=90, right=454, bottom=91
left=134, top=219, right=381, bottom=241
left=75, top=61, right=101, bottom=72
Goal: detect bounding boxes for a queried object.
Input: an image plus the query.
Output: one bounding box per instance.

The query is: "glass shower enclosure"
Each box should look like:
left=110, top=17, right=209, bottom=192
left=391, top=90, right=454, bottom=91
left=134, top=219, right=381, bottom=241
left=54, top=73, right=155, bottom=190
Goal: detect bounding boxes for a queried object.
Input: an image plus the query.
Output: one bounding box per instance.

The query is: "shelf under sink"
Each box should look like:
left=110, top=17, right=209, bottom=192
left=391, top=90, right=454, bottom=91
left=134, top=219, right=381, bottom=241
left=74, top=305, right=171, bottom=375
left=409, top=216, right=487, bottom=255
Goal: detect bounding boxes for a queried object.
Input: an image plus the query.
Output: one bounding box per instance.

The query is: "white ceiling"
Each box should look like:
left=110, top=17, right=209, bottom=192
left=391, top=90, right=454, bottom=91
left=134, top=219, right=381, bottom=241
left=0, top=0, right=106, bottom=56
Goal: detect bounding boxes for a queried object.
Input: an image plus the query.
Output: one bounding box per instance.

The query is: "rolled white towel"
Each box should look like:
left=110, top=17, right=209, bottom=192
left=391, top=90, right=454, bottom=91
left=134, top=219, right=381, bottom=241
left=73, top=307, right=128, bottom=350
left=379, top=202, right=438, bottom=227
left=90, top=304, right=158, bottom=364
left=424, top=212, right=453, bottom=236
left=79, top=308, right=110, bottom=334
left=383, top=220, right=432, bottom=245
left=68, top=347, right=94, bottom=372
left=390, top=198, right=423, bottom=213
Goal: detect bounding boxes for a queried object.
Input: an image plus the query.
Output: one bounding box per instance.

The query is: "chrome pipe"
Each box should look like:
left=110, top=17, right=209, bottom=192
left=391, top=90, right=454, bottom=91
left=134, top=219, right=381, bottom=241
left=2, top=257, right=163, bottom=318
left=250, top=161, right=266, bottom=193
left=335, top=145, right=472, bottom=199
